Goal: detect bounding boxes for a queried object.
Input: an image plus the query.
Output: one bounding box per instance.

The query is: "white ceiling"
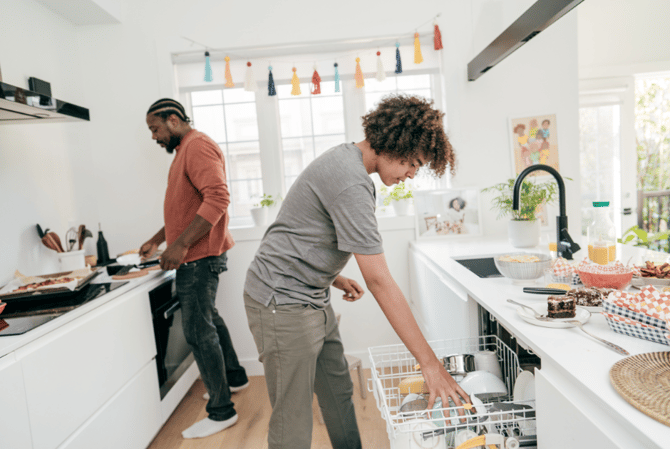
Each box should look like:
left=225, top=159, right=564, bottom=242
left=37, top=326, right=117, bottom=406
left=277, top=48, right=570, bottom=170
left=34, top=0, right=122, bottom=26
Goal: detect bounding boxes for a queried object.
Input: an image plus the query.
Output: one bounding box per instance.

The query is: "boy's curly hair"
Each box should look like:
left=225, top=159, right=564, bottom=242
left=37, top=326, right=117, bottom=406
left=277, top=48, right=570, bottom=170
left=362, top=94, right=456, bottom=177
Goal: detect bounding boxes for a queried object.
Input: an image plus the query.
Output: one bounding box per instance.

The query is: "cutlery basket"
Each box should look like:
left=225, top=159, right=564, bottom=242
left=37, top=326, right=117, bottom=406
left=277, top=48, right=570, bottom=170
left=368, top=335, right=537, bottom=448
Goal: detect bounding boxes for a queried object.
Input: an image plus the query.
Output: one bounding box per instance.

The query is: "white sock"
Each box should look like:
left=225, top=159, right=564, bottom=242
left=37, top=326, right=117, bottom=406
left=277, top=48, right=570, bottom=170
left=181, top=415, right=238, bottom=439
left=203, top=382, right=249, bottom=400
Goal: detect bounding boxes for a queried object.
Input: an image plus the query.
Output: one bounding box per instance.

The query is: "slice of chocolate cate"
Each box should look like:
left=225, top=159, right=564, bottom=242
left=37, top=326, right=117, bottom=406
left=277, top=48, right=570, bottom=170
left=547, top=295, right=576, bottom=318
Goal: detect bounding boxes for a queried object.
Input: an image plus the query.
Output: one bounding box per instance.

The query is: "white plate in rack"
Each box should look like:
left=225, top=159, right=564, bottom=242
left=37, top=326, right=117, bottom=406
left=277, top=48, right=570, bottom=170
left=513, top=371, right=535, bottom=402
left=516, top=303, right=591, bottom=328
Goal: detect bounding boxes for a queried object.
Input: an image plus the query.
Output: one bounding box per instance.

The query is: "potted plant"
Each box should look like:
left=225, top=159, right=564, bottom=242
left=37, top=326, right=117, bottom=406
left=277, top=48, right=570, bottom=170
left=250, top=194, right=280, bottom=226
left=380, top=182, right=413, bottom=216
left=482, top=178, right=559, bottom=248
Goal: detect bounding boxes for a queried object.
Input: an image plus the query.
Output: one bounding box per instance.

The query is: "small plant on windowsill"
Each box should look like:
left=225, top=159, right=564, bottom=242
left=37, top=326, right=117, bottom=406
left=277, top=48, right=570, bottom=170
left=380, top=182, right=413, bottom=216
left=251, top=194, right=281, bottom=227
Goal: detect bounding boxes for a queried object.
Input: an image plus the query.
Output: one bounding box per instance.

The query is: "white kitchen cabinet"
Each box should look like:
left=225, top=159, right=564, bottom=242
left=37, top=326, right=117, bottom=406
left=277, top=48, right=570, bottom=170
left=535, top=367, right=649, bottom=448
left=0, top=353, right=32, bottom=449
left=409, top=244, right=478, bottom=341
left=58, top=360, right=161, bottom=449
left=16, top=289, right=158, bottom=449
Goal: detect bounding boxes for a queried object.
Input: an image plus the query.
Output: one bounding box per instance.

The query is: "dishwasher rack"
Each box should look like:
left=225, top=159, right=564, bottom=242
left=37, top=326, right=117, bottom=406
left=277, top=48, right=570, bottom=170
left=368, top=335, right=537, bottom=449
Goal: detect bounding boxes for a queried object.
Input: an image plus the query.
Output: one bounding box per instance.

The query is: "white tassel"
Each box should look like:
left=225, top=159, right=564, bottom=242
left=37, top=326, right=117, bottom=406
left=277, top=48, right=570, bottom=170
left=375, top=51, right=386, bottom=82
left=244, top=62, right=257, bottom=92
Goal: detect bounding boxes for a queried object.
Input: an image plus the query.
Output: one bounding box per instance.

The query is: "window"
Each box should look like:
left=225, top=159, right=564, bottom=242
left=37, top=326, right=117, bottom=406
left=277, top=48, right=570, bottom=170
left=178, top=47, right=447, bottom=225
left=277, top=81, right=345, bottom=191
left=190, top=88, right=261, bottom=219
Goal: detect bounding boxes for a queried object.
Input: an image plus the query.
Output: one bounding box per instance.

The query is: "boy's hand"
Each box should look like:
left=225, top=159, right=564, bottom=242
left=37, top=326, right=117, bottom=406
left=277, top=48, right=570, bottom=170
left=333, top=276, right=365, bottom=302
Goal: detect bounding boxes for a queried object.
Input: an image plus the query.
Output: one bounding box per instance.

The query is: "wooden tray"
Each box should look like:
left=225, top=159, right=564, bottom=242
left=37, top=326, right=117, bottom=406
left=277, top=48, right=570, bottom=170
left=610, top=352, right=670, bottom=427
left=0, top=270, right=99, bottom=303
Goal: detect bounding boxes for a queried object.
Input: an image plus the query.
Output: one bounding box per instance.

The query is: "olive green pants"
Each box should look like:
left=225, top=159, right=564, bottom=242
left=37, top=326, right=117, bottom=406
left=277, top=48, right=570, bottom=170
left=244, top=292, right=362, bottom=449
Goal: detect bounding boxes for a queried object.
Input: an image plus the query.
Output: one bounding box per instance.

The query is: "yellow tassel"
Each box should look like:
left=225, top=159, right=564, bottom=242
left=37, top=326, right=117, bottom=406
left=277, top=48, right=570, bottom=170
left=414, top=33, right=423, bottom=64
left=224, top=56, right=234, bottom=87
left=354, top=57, right=364, bottom=88
left=291, top=67, right=301, bottom=95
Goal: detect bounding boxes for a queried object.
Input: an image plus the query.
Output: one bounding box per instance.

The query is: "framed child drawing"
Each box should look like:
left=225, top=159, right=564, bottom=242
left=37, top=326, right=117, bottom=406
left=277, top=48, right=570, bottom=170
left=509, top=113, right=559, bottom=177
left=414, top=188, right=482, bottom=239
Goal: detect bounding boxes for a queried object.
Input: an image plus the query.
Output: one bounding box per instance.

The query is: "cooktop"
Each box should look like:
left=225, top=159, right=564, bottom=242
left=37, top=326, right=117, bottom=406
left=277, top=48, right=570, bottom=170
left=0, top=281, right=128, bottom=337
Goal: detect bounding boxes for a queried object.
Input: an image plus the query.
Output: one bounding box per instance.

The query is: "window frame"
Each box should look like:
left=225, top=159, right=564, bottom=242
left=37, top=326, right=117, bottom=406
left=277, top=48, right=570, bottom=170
left=180, top=68, right=447, bottom=227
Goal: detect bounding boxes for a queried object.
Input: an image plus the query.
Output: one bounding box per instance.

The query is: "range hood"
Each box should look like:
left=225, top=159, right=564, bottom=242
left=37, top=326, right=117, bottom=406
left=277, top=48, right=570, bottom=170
left=0, top=82, right=89, bottom=123
left=468, top=0, right=584, bottom=81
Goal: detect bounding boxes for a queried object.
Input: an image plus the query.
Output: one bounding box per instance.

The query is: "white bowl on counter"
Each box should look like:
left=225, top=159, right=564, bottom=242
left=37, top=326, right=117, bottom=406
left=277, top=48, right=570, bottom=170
left=494, top=253, right=552, bottom=282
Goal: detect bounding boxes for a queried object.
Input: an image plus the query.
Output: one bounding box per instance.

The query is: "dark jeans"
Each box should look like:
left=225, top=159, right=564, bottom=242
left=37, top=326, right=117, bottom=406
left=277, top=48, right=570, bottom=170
left=176, top=253, right=248, bottom=421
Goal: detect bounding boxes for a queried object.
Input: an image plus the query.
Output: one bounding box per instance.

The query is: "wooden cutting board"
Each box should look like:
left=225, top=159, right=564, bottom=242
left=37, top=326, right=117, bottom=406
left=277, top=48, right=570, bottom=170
left=111, top=265, right=161, bottom=280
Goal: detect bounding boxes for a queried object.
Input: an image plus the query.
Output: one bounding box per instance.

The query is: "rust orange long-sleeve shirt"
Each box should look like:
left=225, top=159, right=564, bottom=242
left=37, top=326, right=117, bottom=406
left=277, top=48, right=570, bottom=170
left=164, top=129, right=234, bottom=263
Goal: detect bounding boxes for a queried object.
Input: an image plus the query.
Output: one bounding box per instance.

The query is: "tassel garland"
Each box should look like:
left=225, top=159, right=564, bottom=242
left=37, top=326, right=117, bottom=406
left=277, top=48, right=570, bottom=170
left=268, top=66, right=276, bottom=96
left=224, top=56, right=234, bottom=87
left=334, top=63, right=340, bottom=93
left=395, top=43, right=403, bottom=74
left=244, top=62, right=257, bottom=92
left=204, top=51, right=213, bottom=82
left=311, top=67, right=321, bottom=95
left=354, top=57, right=365, bottom=88
left=375, top=51, right=386, bottom=82
left=291, top=67, right=301, bottom=95
left=414, top=32, right=424, bottom=64
left=434, top=23, right=443, bottom=50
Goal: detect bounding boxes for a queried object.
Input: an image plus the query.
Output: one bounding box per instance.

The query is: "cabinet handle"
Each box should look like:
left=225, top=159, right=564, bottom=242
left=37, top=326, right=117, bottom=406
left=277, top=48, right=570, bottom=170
left=163, top=301, right=181, bottom=319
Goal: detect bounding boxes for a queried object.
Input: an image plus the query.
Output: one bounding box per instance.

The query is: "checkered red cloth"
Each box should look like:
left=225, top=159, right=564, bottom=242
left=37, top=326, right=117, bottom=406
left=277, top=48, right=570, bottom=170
left=604, top=286, right=670, bottom=342
left=608, top=286, right=670, bottom=321
left=579, top=260, right=630, bottom=274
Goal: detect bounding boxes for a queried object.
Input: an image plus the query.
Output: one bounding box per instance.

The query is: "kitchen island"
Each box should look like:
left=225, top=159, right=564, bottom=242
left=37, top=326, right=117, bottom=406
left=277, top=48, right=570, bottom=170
left=410, top=237, right=670, bottom=449
left=0, top=269, right=187, bottom=449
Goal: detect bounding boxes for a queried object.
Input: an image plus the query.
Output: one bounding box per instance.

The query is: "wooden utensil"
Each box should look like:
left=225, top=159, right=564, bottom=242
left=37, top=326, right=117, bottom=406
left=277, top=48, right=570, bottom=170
left=42, top=233, right=61, bottom=252
left=47, top=232, right=65, bottom=253
left=77, top=225, right=92, bottom=250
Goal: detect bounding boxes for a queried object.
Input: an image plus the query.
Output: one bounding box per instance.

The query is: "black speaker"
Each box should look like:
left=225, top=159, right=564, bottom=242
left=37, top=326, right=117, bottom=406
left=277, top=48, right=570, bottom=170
left=28, top=77, right=52, bottom=97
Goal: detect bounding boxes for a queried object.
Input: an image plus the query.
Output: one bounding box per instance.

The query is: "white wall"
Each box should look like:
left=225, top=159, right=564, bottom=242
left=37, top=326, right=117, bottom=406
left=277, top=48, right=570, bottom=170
left=578, top=0, right=670, bottom=78
left=1, top=0, right=580, bottom=369
left=0, top=0, right=97, bottom=284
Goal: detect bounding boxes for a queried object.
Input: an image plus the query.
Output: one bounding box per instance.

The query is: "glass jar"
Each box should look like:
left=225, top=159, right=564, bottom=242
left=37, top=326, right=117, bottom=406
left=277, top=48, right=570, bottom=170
left=587, top=201, right=616, bottom=265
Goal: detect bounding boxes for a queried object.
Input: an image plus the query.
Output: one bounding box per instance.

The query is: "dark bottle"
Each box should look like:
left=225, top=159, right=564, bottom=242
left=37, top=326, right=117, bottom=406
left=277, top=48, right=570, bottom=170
left=96, top=223, right=110, bottom=264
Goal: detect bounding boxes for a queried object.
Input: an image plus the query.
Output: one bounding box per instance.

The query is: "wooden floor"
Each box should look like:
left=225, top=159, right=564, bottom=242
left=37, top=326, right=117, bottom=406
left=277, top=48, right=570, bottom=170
left=147, top=369, right=390, bottom=449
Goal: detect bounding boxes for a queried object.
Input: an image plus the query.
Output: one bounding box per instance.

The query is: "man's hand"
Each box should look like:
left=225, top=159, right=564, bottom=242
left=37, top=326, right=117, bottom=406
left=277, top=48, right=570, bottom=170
left=139, top=241, right=159, bottom=260
left=159, top=241, right=189, bottom=271
left=332, top=276, right=364, bottom=302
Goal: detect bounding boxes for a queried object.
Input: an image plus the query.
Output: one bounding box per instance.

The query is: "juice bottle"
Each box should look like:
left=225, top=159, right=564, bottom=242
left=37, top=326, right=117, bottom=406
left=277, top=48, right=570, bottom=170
left=587, top=202, right=616, bottom=265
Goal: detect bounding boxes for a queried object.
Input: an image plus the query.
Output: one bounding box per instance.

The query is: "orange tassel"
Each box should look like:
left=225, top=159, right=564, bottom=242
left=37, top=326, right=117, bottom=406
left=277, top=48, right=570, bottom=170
left=414, top=33, right=423, bottom=64
left=354, top=57, right=364, bottom=88
left=434, top=23, right=443, bottom=50
left=291, top=67, right=301, bottom=95
left=224, top=56, right=234, bottom=87
left=311, top=68, right=321, bottom=95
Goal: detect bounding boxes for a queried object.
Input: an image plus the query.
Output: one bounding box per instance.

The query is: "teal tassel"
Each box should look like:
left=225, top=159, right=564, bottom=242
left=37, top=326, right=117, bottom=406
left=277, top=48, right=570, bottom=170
left=204, top=51, right=213, bottom=82
left=395, top=43, right=402, bottom=74
left=268, top=66, right=276, bottom=96
left=334, top=63, right=340, bottom=93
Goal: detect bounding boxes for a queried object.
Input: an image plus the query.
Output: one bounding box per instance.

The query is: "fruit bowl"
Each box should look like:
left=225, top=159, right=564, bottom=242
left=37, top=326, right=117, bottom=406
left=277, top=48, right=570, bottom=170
left=577, top=269, right=633, bottom=290
left=494, top=253, right=553, bottom=281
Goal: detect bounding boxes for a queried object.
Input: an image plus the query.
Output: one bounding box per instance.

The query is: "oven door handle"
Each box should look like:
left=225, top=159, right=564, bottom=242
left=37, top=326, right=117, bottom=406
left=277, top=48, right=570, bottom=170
left=163, top=300, right=181, bottom=320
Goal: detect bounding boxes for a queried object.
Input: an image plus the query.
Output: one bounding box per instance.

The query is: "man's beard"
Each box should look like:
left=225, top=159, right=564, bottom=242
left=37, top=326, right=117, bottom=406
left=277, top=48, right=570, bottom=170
left=164, top=134, right=181, bottom=154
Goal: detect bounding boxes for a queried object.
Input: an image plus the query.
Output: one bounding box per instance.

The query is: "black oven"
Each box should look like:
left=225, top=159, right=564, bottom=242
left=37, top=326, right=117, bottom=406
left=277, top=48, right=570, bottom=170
left=149, top=278, right=194, bottom=399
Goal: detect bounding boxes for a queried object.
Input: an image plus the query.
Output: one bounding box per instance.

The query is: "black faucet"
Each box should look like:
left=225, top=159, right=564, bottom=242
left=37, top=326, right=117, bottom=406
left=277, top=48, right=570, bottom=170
left=512, top=164, right=581, bottom=260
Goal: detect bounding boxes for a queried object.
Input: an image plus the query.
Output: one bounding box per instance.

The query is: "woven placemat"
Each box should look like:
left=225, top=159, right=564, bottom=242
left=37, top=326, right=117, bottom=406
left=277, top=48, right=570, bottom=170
left=610, top=352, right=670, bottom=427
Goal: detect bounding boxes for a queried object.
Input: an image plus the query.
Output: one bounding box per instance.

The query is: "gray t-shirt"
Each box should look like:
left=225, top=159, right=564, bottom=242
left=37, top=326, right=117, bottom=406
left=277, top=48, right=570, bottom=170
left=245, top=143, right=384, bottom=308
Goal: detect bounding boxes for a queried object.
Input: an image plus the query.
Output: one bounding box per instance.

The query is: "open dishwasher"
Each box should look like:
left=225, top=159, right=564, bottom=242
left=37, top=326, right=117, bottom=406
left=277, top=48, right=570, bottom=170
left=368, top=335, right=537, bottom=449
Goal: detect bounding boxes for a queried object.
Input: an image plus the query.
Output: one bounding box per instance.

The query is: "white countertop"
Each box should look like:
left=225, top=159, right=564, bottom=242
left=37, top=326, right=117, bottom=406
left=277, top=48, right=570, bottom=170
left=411, top=236, right=670, bottom=447
left=0, top=268, right=173, bottom=359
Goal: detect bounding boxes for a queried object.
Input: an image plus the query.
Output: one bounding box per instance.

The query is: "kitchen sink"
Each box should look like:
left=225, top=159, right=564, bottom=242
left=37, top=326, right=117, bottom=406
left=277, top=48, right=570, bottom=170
left=453, top=256, right=503, bottom=278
